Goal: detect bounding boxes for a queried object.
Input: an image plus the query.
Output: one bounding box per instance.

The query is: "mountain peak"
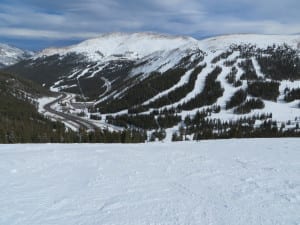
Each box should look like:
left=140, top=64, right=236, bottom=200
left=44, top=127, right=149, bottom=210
left=0, top=43, right=33, bottom=68
left=199, top=34, right=300, bottom=51
left=37, top=33, right=300, bottom=62
left=37, top=32, right=199, bottom=61
left=81, top=32, right=196, bottom=42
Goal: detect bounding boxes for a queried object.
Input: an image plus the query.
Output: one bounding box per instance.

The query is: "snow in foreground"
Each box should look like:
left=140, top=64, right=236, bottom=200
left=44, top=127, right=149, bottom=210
left=0, top=139, right=299, bottom=225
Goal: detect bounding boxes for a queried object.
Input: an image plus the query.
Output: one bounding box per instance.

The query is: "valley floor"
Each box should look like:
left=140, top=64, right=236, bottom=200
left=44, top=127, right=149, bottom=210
left=0, top=138, right=299, bottom=225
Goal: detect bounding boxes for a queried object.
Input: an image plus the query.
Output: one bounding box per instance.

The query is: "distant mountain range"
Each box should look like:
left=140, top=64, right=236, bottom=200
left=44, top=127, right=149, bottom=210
left=0, top=44, right=33, bottom=68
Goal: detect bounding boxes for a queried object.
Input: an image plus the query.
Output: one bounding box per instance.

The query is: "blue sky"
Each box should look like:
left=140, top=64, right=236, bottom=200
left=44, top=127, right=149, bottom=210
left=0, top=0, right=299, bottom=50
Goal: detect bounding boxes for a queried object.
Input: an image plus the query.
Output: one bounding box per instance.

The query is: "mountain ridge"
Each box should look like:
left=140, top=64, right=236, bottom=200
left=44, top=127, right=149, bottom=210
left=36, top=32, right=199, bottom=62
left=0, top=43, right=33, bottom=68
left=36, top=33, right=300, bottom=59
left=3, top=32, right=300, bottom=139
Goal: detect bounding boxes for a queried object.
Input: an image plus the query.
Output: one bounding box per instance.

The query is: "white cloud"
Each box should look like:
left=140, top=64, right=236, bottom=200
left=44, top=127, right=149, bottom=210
left=0, top=0, right=299, bottom=43
left=197, top=19, right=300, bottom=36
left=0, top=28, right=100, bottom=39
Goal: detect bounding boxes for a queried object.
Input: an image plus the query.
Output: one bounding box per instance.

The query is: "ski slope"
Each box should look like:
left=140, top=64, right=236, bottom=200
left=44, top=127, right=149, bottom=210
left=0, top=138, right=299, bottom=225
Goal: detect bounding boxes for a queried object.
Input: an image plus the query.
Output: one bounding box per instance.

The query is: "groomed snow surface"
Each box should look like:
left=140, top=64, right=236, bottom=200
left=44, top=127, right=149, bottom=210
left=1, top=138, right=299, bottom=225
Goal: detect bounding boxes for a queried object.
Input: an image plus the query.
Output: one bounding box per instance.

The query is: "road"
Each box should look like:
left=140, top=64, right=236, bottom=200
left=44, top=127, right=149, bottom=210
left=43, top=93, right=99, bottom=131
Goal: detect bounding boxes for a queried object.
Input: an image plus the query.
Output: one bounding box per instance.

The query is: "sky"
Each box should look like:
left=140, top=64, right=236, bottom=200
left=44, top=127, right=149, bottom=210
left=0, top=0, right=299, bottom=50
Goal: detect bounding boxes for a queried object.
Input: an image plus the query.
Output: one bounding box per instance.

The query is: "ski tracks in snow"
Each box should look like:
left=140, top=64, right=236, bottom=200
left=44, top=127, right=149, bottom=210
left=0, top=139, right=299, bottom=225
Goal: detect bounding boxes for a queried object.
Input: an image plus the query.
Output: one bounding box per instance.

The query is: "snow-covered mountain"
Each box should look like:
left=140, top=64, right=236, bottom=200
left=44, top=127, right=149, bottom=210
left=5, top=33, right=300, bottom=133
left=0, top=43, right=32, bottom=68
left=36, top=33, right=300, bottom=60
left=37, top=32, right=199, bottom=61
left=7, top=32, right=204, bottom=97
left=198, top=34, right=300, bottom=51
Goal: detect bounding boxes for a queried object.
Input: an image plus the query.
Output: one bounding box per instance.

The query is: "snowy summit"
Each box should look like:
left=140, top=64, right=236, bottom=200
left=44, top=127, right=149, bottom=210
left=0, top=44, right=32, bottom=68
left=38, top=32, right=199, bottom=61
left=37, top=33, right=300, bottom=60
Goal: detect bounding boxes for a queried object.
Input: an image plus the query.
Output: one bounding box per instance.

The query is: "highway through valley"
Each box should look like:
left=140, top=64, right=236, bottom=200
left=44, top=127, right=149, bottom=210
left=43, top=93, right=99, bottom=131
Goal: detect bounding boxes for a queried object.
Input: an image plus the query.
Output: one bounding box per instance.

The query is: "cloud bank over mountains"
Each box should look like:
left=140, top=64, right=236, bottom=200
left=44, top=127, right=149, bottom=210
left=0, top=0, right=299, bottom=49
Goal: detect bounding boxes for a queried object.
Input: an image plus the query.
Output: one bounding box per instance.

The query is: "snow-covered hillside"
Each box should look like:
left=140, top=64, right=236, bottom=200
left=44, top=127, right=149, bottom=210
left=5, top=32, right=300, bottom=136
left=0, top=43, right=32, bottom=68
left=37, top=33, right=300, bottom=60
left=0, top=138, right=299, bottom=225
left=37, top=32, right=199, bottom=61
left=199, top=34, right=300, bottom=51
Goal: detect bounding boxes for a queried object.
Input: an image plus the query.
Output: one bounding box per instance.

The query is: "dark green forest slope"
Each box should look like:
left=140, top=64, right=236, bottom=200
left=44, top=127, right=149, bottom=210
left=0, top=72, right=72, bottom=143
left=0, top=72, right=146, bottom=143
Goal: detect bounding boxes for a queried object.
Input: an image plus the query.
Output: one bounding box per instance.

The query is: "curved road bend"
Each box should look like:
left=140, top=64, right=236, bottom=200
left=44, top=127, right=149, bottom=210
left=44, top=93, right=99, bottom=131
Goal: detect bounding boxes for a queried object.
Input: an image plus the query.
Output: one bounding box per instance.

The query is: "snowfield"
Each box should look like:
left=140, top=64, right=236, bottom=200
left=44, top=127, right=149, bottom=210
left=0, top=139, right=299, bottom=225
